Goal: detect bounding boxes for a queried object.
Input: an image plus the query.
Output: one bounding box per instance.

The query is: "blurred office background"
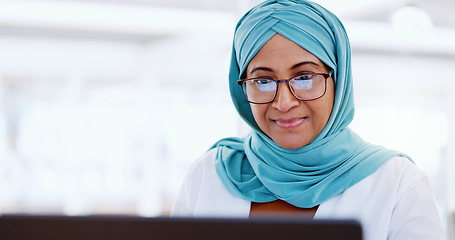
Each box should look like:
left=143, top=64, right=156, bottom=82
left=0, top=0, right=454, bottom=237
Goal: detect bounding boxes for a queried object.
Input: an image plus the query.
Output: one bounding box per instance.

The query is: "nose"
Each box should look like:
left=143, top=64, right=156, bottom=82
left=271, top=82, right=300, bottom=112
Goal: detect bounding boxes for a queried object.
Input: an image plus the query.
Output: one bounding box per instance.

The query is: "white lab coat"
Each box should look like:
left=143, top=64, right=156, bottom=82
left=172, top=148, right=444, bottom=240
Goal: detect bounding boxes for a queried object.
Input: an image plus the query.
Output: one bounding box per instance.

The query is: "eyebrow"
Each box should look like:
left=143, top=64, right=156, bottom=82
left=291, top=61, right=320, bottom=70
left=248, top=61, right=321, bottom=75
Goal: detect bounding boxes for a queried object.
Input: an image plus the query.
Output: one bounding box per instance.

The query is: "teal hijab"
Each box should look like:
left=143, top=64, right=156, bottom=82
left=212, top=0, right=410, bottom=208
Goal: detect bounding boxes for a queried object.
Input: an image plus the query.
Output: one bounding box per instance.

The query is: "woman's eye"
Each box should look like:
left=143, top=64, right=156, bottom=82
left=295, top=74, right=313, bottom=80
left=256, top=79, right=268, bottom=84
left=254, top=79, right=275, bottom=92
left=293, top=79, right=313, bottom=90
left=292, top=74, right=315, bottom=90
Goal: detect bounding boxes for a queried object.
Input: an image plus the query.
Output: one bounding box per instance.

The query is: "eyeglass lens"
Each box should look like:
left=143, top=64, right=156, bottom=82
left=242, top=74, right=326, bottom=103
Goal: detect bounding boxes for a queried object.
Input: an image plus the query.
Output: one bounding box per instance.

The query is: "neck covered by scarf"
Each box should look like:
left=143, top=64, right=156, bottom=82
left=213, top=0, right=411, bottom=208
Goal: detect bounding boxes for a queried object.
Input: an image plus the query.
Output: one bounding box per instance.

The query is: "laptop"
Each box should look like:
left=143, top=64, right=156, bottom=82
left=0, top=214, right=363, bottom=240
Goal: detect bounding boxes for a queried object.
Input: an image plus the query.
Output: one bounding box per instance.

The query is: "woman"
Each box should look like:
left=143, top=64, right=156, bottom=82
left=171, top=0, right=444, bottom=239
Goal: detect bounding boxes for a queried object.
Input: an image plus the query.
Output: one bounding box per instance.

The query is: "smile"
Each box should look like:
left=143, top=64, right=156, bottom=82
left=273, top=117, right=306, bottom=129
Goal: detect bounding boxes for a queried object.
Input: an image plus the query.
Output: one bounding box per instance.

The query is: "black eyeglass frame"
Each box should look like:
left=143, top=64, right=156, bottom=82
left=237, top=70, right=334, bottom=104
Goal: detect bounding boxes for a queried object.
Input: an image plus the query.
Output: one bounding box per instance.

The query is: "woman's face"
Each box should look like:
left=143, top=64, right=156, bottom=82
left=246, top=34, right=335, bottom=150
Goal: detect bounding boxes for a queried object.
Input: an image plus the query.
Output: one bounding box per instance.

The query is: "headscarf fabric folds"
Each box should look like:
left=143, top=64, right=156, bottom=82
left=213, top=0, right=410, bottom=208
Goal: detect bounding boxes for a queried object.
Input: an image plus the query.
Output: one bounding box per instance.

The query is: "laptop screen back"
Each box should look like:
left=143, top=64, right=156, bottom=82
left=0, top=215, right=363, bottom=240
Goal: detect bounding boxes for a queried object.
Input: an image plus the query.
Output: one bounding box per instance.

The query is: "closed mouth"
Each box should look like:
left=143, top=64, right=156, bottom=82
left=273, top=117, right=307, bottom=129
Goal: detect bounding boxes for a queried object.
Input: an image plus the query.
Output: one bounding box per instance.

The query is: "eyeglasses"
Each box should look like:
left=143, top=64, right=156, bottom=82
left=237, top=70, right=333, bottom=104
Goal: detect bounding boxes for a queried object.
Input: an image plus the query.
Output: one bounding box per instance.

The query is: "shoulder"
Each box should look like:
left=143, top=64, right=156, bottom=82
left=181, top=148, right=221, bottom=198
left=348, top=156, right=430, bottom=204
left=170, top=149, right=218, bottom=216
left=321, top=156, right=426, bottom=211
left=171, top=148, right=250, bottom=217
left=184, top=148, right=218, bottom=183
left=318, top=156, right=443, bottom=239
left=377, top=156, right=423, bottom=177
left=375, top=156, right=424, bottom=178
left=377, top=157, right=444, bottom=239
left=371, top=156, right=428, bottom=197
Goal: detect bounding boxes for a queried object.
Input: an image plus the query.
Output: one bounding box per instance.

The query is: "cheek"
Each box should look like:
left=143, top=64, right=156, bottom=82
left=309, top=85, right=335, bottom=126
left=319, top=85, right=335, bottom=123
left=322, top=102, right=334, bottom=124
left=250, top=104, right=269, bottom=130
left=308, top=101, right=331, bottom=122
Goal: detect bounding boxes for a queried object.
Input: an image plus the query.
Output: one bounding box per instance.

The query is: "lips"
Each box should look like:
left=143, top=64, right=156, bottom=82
left=273, top=117, right=306, bottom=129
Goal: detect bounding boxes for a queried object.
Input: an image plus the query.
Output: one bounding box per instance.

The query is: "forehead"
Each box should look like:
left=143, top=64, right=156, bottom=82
left=246, top=34, right=327, bottom=75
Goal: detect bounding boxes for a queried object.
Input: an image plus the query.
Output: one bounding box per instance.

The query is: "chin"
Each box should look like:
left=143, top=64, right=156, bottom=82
left=274, top=138, right=311, bottom=150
